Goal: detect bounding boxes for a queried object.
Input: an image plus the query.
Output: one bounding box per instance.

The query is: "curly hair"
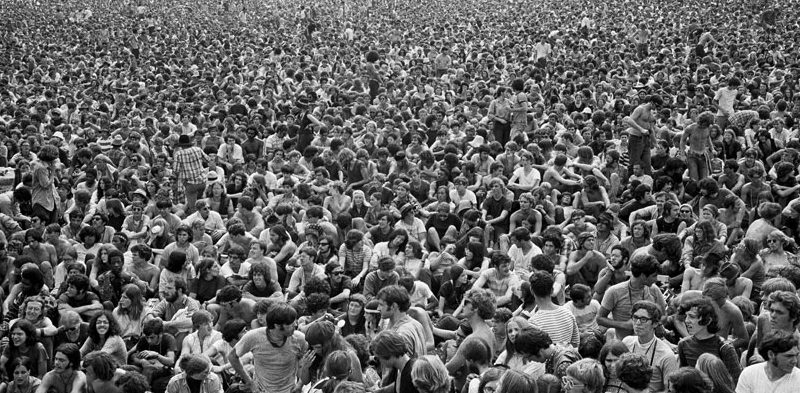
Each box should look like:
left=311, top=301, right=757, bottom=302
left=616, top=353, right=653, bottom=390
left=88, top=310, right=121, bottom=343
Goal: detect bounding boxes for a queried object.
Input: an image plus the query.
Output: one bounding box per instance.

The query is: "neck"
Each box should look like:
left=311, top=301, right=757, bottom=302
left=767, top=361, right=791, bottom=380
left=535, top=296, right=555, bottom=309
left=390, top=311, right=406, bottom=325
left=693, top=329, right=715, bottom=340
left=629, top=277, right=645, bottom=290
left=638, top=332, right=656, bottom=344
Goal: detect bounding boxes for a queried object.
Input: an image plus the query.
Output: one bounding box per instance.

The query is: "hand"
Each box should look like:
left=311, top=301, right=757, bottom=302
left=299, top=350, right=316, bottom=370
left=352, top=275, right=362, bottom=286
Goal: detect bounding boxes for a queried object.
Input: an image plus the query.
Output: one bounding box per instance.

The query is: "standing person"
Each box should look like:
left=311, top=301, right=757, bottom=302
left=623, top=95, right=663, bottom=175
left=30, top=146, right=60, bottom=225
left=229, top=303, right=307, bottom=393
left=369, top=330, right=418, bottom=393
left=621, top=301, right=678, bottom=392
left=598, top=254, right=666, bottom=340
left=488, top=87, right=512, bottom=145
left=173, top=135, right=209, bottom=216
left=714, top=78, right=740, bottom=131
left=508, top=79, right=530, bottom=142
left=736, top=331, right=800, bottom=393
left=35, top=343, right=85, bottom=393
left=679, top=111, right=716, bottom=181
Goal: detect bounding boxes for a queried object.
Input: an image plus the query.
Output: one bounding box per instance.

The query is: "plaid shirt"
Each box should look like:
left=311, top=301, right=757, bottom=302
left=173, top=146, right=208, bottom=184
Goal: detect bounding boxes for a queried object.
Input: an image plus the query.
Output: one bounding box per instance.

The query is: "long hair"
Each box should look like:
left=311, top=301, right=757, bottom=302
left=598, top=341, right=630, bottom=379
left=502, top=317, right=532, bottom=362
left=8, top=319, right=37, bottom=348
left=411, top=356, right=451, bottom=393
left=497, top=370, right=537, bottom=393
left=696, top=353, right=735, bottom=393
left=88, top=310, right=121, bottom=343
left=117, top=284, right=145, bottom=321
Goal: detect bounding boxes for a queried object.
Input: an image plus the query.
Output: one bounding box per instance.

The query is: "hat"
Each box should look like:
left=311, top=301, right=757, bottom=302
left=207, top=172, right=219, bottom=182
left=702, top=204, right=719, bottom=218
left=52, top=131, right=64, bottom=141
left=131, top=189, right=148, bottom=203
left=177, top=135, right=193, bottom=147
left=111, top=135, right=124, bottom=146
left=399, top=203, right=415, bottom=217
left=305, top=321, right=336, bottom=347
left=93, top=154, right=112, bottom=165
left=305, top=223, right=323, bottom=238
left=576, top=231, right=595, bottom=247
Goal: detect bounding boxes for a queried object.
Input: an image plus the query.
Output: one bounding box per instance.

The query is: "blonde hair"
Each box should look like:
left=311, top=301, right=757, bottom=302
left=566, top=358, right=606, bottom=393
left=696, top=353, right=735, bottom=393
left=411, top=356, right=451, bottom=393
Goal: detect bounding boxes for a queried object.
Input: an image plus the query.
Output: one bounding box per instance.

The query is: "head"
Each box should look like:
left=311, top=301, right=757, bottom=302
left=376, top=285, right=411, bottom=319
left=83, top=351, right=118, bottom=383
left=616, top=353, right=653, bottom=392
left=411, top=356, right=452, bottom=393
left=681, top=297, right=719, bottom=336
left=53, top=343, right=81, bottom=372
left=631, top=300, right=662, bottom=338
left=629, top=254, right=660, bottom=285
left=564, top=359, right=605, bottom=393
left=497, top=370, right=537, bottom=393
left=89, top=311, right=119, bottom=342
left=598, top=342, right=630, bottom=380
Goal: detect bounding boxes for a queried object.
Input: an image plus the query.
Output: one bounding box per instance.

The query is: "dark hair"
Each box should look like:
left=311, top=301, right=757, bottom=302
left=630, top=253, right=660, bottom=277
left=377, top=285, right=411, bottom=312
left=667, top=368, right=713, bottom=393
left=569, top=284, right=591, bottom=301
left=369, top=330, right=408, bottom=358
left=222, top=319, right=248, bottom=343
left=530, top=255, right=554, bottom=274
left=529, top=270, right=554, bottom=298
left=266, top=303, right=298, bottom=329
left=598, top=341, right=629, bottom=378
left=84, top=351, right=118, bottom=381
left=66, top=273, right=90, bottom=293
left=115, top=370, right=149, bottom=393
left=142, top=318, right=164, bottom=336
left=55, top=343, right=82, bottom=370
left=616, top=353, right=653, bottom=390
left=9, top=319, right=37, bottom=347
left=514, top=326, right=552, bottom=357
left=217, top=285, right=243, bottom=303
left=682, top=297, right=719, bottom=334
left=631, top=300, right=662, bottom=323
left=760, top=330, right=800, bottom=360
left=306, top=293, right=331, bottom=314
left=88, top=311, right=120, bottom=342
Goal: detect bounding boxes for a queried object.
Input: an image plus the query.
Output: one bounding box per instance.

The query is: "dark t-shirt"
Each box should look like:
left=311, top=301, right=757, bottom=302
left=438, top=280, right=468, bottom=313
left=482, top=196, right=512, bottom=228
left=190, top=276, right=228, bottom=304
left=135, top=333, right=177, bottom=372
left=425, top=214, right=462, bottom=238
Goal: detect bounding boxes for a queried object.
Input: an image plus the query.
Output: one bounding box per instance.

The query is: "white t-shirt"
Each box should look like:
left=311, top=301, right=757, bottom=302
left=507, top=243, right=543, bottom=281
left=715, top=87, right=737, bottom=117
left=736, top=363, right=800, bottom=393
left=410, top=281, right=434, bottom=308
left=510, top=167, right=541, bottom=188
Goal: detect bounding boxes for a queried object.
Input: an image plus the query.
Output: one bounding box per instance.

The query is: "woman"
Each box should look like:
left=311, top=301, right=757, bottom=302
left=299, top=321, right=363, bottom=386
left=598, top=341, right=630, bottom=393
left=80, top=311, right=127, bottom=366
left=495, top=317, right=538, bottom=373
left=542, top=235, right=568, bottom=273
left=696, top=353, right=735, bottom=393
left=760, top=229, right=797, bottom=269
left=437, top=265, right=470, bottom=316
left=166, top=353, right=223, bottom=393
left=113, top=284, right=148, bottom=349
left=563, top=358, right=605, bottom=393
left=10, top=297, right=57, bottom=359
left=400, top=241, right=426, bottom=279
left=0, top=357, right=40, bottom=393
left=338, top=230, right=372, bottom=288
left=159, top=251, right=195, bottom=299
left=667, top=367, right=713, bottom=393
left=495, top=369, right=536, bottom=393
left=731, top=238, right=765, bottom=302
left=682, top=252, right=725, bottom=293
left=349, top=190, right=370, bottom=220
left=0, top=320, right=48, bottom=379
left=679, top=221, right=726, bottom=269
left=266, top=225, right=297, bottom=286
left=370, top=229, right=408, bottom=270
left=324, top=182, right=352, bottom=221
left=680, top=205, right=727, bottom=244
left=75, top=227, right=102, bottom=265
left=162, top=225, right=200, bottom=269
left=410, top=355, right=451, bottom=393
left=242, top=261, right=282, bottom=301
left=104, top=199, right=126, bottom=231
left=87, top=244, right=113, bottom=287
left=189, top=258, right=226, bottom=304
left=339, top=295, right=367, bottom=338
left=457, top=242, right=490, bottom=279
left=226, top=172, right=248, bottom=207
left=204, top=182, right=234, bottom=219
left=308, top=350, right=353, bottom=393
left=488, top=87, right=512, bottom=145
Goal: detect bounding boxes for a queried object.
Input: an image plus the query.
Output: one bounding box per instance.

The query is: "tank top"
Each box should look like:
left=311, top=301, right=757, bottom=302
left=656, top=217, right=681, bottom=234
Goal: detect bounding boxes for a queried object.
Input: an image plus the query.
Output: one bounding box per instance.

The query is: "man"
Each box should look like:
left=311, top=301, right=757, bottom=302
left=182, top=200, right=225, bottom=242
left=38, top=343, right=86, bottom=393
left=736, top=331, right=800, bottom=393
left=229, top=303, right=307, bottom=393
left=377, top=285, right=427, bottom=358
left=83, top=351, right=121, bottom=393
left=172, top=135, right=209, bottom=216
left=57, top=274, right=102, bottom=321
left=472, top=253, right=517, bottom=306
left=96, top=250, right=145, bottom=306
left=53, top=310, right=89, bottom=349
left=679, top=111, right=716, bottom=181
left=528, top=271, right=580, bottom=348
left=622, top=300, right=678, bottom=393
left=21, top=228, right=57, bottom=288
left=566, top=232, right=606, bottom=288
left=623, top=95, right=663, bottom=175
left=147, top=278, right=200, bottom=345
left=209, top=285, right=256, bottom=330
left=45, top=224, right=73, bottom=264
left=598, top=254, right=666, bottom=340
left=678, top=296, right=741, bottom=381
left=132, top=319, right=177, bottom=393
left=714, top=77, right=740, bottom=130
left=445, top=288, right=497, bottom=384
left=30, top=145, right=60, bottom=224
left=0, top=187, right=32, bottom=226
left=363, top=256, right=400, bottom=301
left=702, top=278, right=750, bottom=351
left=514, top=326, right=580, bottom=379
left=506, top=227, right=542, bottom=281
left=287, top=248, right=327, bottom=301
left=233, top=196, right=265, bottom=237
left=127, top=244, right=160, bottom=298
left=425, top=202, right=461, bottom=252
left=369, top=330, right=417, bottom=393
left=615, top=352, right=655, bottom=393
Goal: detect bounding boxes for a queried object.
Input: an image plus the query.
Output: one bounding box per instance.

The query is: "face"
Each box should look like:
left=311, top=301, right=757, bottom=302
left=684, top=307, right=704, bottom=336
left=119, top=292, right=132, bottom=309
left=632, top=308, right=655, bottom=337
left=769, top=302, right=795, bottom=329
left=24, top=301, right=43, bottom=321
left=110, top=256, right=124, bottom=274
left=768, top=237, right=782, bottom=251
left=770, top=346, right=800, bottom=373
left=164, top=283, right=179, bottom=302
left=377, top=298, right=394, bottom=320
left=53, top=352, right=71, bottom=372
left=10, top=328, right=26, bottom=347
left=12, top=364, right=30, bottom=386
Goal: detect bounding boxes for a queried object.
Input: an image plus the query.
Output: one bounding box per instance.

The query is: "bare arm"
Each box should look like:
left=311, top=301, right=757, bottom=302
left=596, top=305, right=634, bottom=331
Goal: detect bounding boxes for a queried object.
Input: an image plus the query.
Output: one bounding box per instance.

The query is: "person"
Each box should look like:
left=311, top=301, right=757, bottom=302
left=0, top=357, right=41, bottom=393
left=411, top=356, right=451, bottom=393
left=472, top=253, right=518, bottom=306
left=229, top=303, right=307, bottom=393
left=445, top=288, right=497, bottom=386
left=363, top=257, right=400, bottom=301
left=208, top=285, right=256, bottom=330
left=369, top=330, right=418, bottom=393
left=79, top=311, right=127, bottom=367
left=165, top=353, right=223, bottom=393
left=36, top=343, right=86, bottom=393
left=376, top=285, right=427, bottom=359
left=113, top=283, right=148, bottom=347
left=696, top=353, right=735, bottom=393
left=562, top=358, right=605, bottom=393
left=189, top=258, right=226, bottom=304
left=621, top=300, right=678, bottom=392
left=301, top=321, right=363, bottom=386
left=624, top=95, right=663, bottom=175
left=180, top=310, right=222, bottom=359
left=736, top=331, right=800, bottom=393
left=307, top=350, right=353, bottom=393
left=679, top=111, right=717, bottom=181
left=57, top=273, right=102, bottom=321
left=147, top=278, right=200, bottom=346
left=0, top=320, right=48, bottom=380
left=615, top=353, right=654, bottom=393
left=514, top=326, right=580, bottom=379
left=82, top=351, right=121, bottom=393
left=339, top=294, right=368, bottom=337
left=677, top=297, right=741, bottom=381
left=598, top=254, right=666, bottom=340
left=528, top=271, right=580, bottom=348
left=173, top=135, right=209, bottom=216
left=131, top=319, right=177, bottom=393
left=667, top=367, right=714, bottom=393
left=30, top=146, right=59, bottom=225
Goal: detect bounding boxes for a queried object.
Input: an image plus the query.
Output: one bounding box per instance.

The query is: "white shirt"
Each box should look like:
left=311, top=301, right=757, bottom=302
left=736, top=363, right=800, bottom=393
left=508, top=243, right=542, bottom=281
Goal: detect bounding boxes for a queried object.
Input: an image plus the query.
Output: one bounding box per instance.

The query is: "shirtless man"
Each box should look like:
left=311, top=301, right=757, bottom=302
left=679, top=111, right=716, bottom=181
left=623, top=95, right=663, bottom=176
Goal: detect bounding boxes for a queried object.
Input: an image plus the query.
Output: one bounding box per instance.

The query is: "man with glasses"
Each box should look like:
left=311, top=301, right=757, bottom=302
left=621, top=300, right=678, bottom=392
left=54, top=310, right=89, bottom=348
left=230, top=302, right=307, bottom=393
left=133, top=319, right=177, bottom=393
left=598, top=254, right=666, bottom=340
left=182, top=200, right=225, bottom=242
left=325, top=262, right=352, bottom=310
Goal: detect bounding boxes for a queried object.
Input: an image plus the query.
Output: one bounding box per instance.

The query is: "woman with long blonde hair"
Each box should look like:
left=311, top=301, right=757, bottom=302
left=696, top=353, right=735, bottom=393
left=411, top=355, right=451, bottom=393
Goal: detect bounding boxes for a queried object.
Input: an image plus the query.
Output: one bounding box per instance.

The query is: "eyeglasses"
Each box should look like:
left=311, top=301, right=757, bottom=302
left=767, top=239, right=780, bottom=244
left=680, top=210, right=691, bottom=213
left=632, top=316, right=653, bottom=324
left=332, top=270, right=344, bottom=275
left=319, top=242, right=329, bottom=246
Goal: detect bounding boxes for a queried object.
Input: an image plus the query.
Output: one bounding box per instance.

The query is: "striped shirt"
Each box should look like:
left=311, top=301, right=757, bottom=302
left=529, top=306, right=580, bottom=348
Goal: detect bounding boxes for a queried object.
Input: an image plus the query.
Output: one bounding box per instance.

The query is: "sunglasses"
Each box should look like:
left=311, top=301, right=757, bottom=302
left=680, top=209, right=691, bottom=213
left=767, top=239, right=780, bottom=243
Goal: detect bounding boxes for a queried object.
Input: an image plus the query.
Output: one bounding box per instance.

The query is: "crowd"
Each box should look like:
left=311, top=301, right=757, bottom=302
left=1, top=0, right=800, bottom=392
